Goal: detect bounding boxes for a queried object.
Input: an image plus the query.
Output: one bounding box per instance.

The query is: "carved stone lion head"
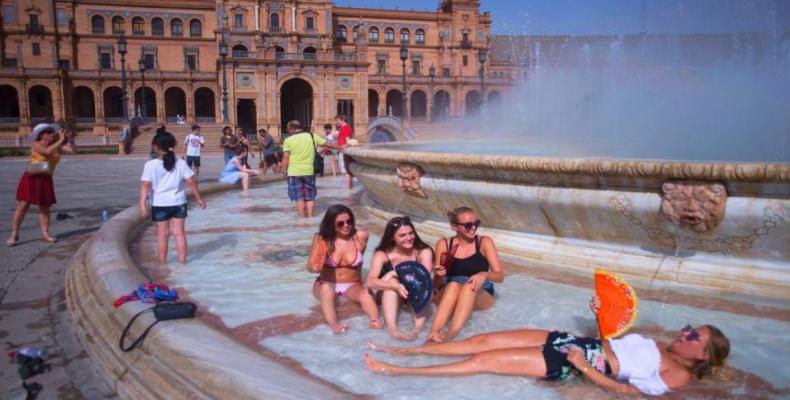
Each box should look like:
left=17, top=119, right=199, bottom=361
left=660, top=181, right=727, bottom=232
left=396, top=162, right=426, bottom=199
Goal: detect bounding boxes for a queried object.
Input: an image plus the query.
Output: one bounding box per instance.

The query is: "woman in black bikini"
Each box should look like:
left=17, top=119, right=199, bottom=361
left=309, top=205, right=382, bottom=334
left=428, top=207, right=505, bottom=343
left=366, top=216, right=434, bottom=340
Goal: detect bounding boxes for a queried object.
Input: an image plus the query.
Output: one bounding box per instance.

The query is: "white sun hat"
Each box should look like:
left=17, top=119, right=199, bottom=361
left=30, top=122, right=61, bottom=140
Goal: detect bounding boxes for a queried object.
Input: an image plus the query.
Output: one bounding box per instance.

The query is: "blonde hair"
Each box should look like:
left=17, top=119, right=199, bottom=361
left=690, top=325, right=730, bottom=379
left=446, top=206, right=475, bottom=224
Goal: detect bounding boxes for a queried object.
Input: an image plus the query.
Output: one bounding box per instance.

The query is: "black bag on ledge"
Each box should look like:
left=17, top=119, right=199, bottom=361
left=119, top=301, right=197, bottom=352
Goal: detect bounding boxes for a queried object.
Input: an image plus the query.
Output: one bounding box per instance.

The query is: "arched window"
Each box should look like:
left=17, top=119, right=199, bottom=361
left=305, top=16, right=314, bottom=30
left=416, top=29, right=425, bottom=45
left=151, top=18, right=164, bottom=36
left=189, top=19, right=202, bottom=37
left=111, top=16, right=125, bottom=35
left=91, top=15, right=105, bottom=34
left=400, top=28, right=410, bottom=44
left=303, top=46, right=317, bottom=60
left=336, top=25, right=347, bottom=43
left=368, top=27, right=379, bottom=42
left=352, top=26, right=360, bottom=41
left=270, top=13, right=279, bottom=28
left=132, top=17, right=145, bottom=35
left=384, top=28, right=394, bottom=43
left=232, top=44, right=248, bottom=58
left=171, top=19, right=183, bottom=36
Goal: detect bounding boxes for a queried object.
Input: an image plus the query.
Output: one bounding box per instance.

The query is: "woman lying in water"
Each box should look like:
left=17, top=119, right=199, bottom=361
left=365, top=297, right=730, bottom=397
left=365, top=216, right=434, bottom=340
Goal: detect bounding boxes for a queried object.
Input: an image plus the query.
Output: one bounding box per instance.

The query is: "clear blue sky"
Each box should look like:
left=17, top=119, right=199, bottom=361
left=334, top=0, right=787, bottom=35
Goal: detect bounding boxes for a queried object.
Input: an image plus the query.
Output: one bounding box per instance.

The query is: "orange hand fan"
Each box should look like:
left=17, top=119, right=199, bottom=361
left=594, top=268, right=639, bottom=340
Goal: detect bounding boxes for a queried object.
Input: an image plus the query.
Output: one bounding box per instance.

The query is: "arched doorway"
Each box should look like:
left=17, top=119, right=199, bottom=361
left=385, top=89, right=403, bottom=118
left=488, top=91, right=502, bottom=109
left=29, top=85, right=53, bottom=123
left=433, top=90, right=450, bottom=120
left=103, top=86, right=124, bottom=120
left=134, top=87, right=157, bottom=119
left=410, top=90, right=427, bottom=121
left=164, top=87, right=187, bottom=122
left=280, top=78, right=313, bottom=134
left=72, top=86, right=96, bottom=122
left=0, top=85, right=20, bottom=122
left=236, top=99, right=256, bottom=136
left=194, top=88, right=215, bottom=121
left=368, top=89, right=379, bottom=118
left=368, top=128, right=395, bottom=143
left=465, top=90, right=482, bottom=116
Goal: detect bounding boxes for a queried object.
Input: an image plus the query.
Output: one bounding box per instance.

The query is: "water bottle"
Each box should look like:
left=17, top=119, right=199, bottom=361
left=16, top=346, right=48, bottom=361
left=101, top=210, right=109, bottom=222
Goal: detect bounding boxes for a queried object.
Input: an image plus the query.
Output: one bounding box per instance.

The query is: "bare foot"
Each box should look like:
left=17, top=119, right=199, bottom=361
left=389, top=329, right=418, bottom=341
left=368, top=340, right=410, bottom=354
left=330, top=322, right=348, bottom=334
left=426, top=330, right=445, bottom=343
left=369, top=318, right=384, bottom=329
left=364, top=354, right=395, bottom=375
left=41, top=234, right=57, bottom=244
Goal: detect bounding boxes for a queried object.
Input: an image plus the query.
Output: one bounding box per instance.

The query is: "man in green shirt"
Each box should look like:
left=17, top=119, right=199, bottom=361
left=280, top=120, right=341, bottom=218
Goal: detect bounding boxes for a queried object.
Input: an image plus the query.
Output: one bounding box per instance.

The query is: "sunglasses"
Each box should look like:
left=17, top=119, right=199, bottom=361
left=681, top=324, right=701, bottom=342
left=391, top=216, right=412, bottom=229
left=454, top=219, right=482, bottom=230
left=335, top=218, right=354, bottom=228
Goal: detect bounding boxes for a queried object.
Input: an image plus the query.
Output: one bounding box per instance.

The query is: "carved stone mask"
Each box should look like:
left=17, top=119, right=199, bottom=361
left=396, top=162, right=426, bottom=199
left=661, top=181, right=727, bottom=232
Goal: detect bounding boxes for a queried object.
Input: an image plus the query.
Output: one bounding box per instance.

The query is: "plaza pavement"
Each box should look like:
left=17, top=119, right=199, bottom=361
left=0, top=154, right=229, bottom=399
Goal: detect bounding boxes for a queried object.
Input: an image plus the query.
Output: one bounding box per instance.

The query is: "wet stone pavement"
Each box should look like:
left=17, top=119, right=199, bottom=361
left=0, top=154, right=227, bottom=399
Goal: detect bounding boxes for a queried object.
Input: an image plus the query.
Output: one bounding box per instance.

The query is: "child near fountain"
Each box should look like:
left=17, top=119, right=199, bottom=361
left=139, top=132, right=206, bottom=264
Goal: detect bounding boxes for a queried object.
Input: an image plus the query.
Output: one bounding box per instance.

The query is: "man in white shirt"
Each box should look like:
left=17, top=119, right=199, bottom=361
left=183, top=125, right=205, bottom=177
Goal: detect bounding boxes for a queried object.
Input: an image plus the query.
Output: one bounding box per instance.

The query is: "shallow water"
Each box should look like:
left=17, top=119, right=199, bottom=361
left=132, top=176, right=790, bottom=399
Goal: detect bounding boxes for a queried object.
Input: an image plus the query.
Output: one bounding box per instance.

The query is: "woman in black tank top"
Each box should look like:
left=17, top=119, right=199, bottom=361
left=366, top=216, right=434, bottom=340
left=428, top=207, right=505, bottom=343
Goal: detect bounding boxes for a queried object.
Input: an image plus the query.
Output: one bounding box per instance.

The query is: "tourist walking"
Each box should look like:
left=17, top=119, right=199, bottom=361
left=183, top=124, right=205, bottom=178
left=236, top=128, right=251, bottom=156
left=307, top=205, right=381, bottom=333
left=428, top=206, right=505, bottom=343
left=257, top=128, right=278, bottom=174
left=366, top=216, right=434, bottom=340
left=139, top=132, right=206, bottom=264
left=219, top=145, right=261, bottom=192
left=6, top=123, right=75, bottom=246
left=280, top=120, right=341, bottom=218
left=335, top=114, right=354, bottom=189
left=220, top=126, right=237, bottom=164
left=150, top=125, right=167, bottom=159
left=322, top=124, right=339, bottom=177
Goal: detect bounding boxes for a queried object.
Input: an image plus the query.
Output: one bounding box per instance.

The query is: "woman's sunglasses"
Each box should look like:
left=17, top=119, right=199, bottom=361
left=681, top=324, right=701, bottom=342
left=391, top=216, right=412, bottom=229
left=335, top=218, right=354, bottom=228
left=454, top=220, right=482, bottom=230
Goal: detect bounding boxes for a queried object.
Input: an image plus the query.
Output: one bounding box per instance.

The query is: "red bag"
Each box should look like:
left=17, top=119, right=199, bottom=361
left=307, top=235, right=328, bottom=273
left=435, top=238, right=458, bottom=288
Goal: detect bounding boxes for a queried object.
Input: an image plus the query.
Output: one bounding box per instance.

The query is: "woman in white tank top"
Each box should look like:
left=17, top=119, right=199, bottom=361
left=365, top=296, right=731, bottom=396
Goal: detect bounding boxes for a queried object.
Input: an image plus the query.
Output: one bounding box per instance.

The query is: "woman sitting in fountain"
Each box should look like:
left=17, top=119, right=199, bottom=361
left=428, top=207, right=504, bottom=343
left=308, top=204, right=382, bottom=333
left=366, top=216, right=434, bottom=340
left=366, top=297, right=731, bottom=397
left=218, top=145, right=260, bottom=192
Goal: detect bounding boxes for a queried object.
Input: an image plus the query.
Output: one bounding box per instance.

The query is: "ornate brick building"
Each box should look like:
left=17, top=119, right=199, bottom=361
left=0, top=0, right=514, bottom=143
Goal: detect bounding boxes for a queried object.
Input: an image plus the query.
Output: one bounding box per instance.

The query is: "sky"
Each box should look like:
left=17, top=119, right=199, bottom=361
left=334, top=0, right=788, bottom=35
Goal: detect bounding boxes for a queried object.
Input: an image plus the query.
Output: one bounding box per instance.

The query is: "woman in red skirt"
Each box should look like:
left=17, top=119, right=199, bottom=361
left=6, top=123, right=75, bottom=246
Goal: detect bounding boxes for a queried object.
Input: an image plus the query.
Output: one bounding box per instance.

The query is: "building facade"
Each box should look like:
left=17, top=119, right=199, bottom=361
left=0, top=0, right=514, bottom=142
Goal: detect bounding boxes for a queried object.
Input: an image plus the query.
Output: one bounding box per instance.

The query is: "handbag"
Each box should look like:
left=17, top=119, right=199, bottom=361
left=435, top=238, right=458, bottom=289
left=119, top=301, right=197, bottom=352
left=306, top=235, right=328, bottom=272
left=26, top=160, right=51, bottom=176
left=308, top=132, right=324, bottom=175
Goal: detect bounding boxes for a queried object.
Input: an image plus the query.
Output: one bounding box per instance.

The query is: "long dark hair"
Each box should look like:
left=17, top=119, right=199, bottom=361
left=375, top=216, right=432, bottom=254
left=152, top=132, right=177, bottom=171
left=318, top=205, right=357, bottom=252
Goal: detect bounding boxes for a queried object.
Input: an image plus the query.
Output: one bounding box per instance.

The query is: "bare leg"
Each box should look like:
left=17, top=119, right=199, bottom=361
left=411, top=307, right=429, bottom=337
left=7, top=201, right=30, bottom=245
left=312, top=281, right=347, bottom=333
left=306, top=200, right=315, bottom=218
left=365, top=347, right=548, bottom=377
left=443, top=285, right=495, bottom=342
left=38, top=205, right=55, bottom=242
left=155, top=220, right=170, bottom=263
left=170, top=218, right=187, bottom=264
left=193, top=166, right=200, bottom=178
left=370, top=329, right=550, bottom=356
left=345, top=285, right=383, bottom=329
left=345, top=174, right=353, bottom=189
left=427, top=282, right=461, bottom=342
left=380, top=286, right=416, bottom=340
left=296, top=201, right=306, bottom=218
left=240, top=172, right=250, bottom=191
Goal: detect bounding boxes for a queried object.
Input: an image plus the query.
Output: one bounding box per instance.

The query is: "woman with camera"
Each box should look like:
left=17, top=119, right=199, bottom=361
left=6, top=123, right=75, bottom=246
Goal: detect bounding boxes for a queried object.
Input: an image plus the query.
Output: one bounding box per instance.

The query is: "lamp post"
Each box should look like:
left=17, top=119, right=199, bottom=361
left=478, top=48, right=487, bottom=111
left=428, top=65, right=435, bottom=122
left=399, top=43, right=409, bottom=122
left=138, top=57, right=147, bottom=119
left=117, top=35, right=128, bottom=122
left=219, top=38, right=229, bottom=123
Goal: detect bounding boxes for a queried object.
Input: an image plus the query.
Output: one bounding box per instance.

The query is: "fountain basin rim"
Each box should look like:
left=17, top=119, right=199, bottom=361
left=346, top=146, right=790, bottom=183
